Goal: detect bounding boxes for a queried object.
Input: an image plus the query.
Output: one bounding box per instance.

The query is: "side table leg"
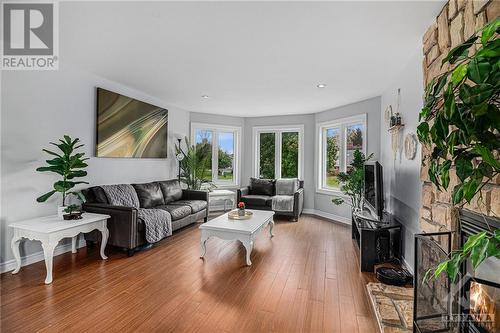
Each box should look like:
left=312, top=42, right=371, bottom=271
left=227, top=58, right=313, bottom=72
left=242, top=240, right=253, bottom=266
left=99, top=227, right=109, bottom=260
left=11, top=237, right=22, bottom=274
left=71, top=235, right=78, bottom=253
left=269, top=220, right=275, bottom=238
left=41, top=242, right=57, bottom=284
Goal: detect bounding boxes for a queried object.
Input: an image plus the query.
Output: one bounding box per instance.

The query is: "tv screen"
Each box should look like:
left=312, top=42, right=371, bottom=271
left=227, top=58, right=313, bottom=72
left=96, top=88, right=168, bottom=158
left=364, top=164, right=376, bottom=210
left=364, top=161, right=384, bottom=219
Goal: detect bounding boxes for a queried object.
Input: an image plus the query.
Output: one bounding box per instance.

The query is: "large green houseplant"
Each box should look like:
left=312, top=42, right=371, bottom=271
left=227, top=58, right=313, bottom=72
left=417, top=18, right=500, bottom=282
left=175, top=137, right=214, bottom=190
left=36, top=135, right=89, bottom=206
left=332, top=149, right=373, bottom=211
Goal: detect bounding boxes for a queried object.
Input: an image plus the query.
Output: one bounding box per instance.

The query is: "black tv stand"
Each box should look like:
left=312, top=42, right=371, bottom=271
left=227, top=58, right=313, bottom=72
left=351, top=210, right=401, bottom=272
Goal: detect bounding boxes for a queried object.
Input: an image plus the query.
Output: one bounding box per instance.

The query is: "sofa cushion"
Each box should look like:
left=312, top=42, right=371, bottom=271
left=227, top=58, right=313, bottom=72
left=276, top=178, right=299, bottom=195
left=158, top=180, right=183, bottom=203
left=241, top=195, right=272, bottom=207
left=132, top=182, right=165, bottom=208
left=249, top=178, right=275, bottom=196
left=157, top=204, right=191, bottom=221
left=170, top=200, right=207, bottom=214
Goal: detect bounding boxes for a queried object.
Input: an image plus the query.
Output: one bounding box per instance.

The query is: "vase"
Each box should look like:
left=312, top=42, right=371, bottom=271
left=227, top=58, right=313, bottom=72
left=238, top=209, right=245, bottom=216
left=57, top=206, right=67, bottom=218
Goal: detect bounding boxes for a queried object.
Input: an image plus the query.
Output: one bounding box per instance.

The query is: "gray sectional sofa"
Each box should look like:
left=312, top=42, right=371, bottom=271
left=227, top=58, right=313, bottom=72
left=82, top=179, right=208, bottom=256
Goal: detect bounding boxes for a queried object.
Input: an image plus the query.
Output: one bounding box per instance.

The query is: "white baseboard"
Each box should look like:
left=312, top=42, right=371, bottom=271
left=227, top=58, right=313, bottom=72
left=0, top=239, right=86, bottom=274
left=302, top=209, right=351, bottom=225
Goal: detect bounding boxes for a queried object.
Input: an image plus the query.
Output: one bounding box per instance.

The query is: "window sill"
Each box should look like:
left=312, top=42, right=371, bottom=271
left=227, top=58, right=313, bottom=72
left=316, top=188, right=349, bottom=198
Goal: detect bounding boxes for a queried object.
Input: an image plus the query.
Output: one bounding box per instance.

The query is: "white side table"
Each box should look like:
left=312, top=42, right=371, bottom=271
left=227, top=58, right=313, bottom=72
left=9, top=213, right=110, bottom=284
left=209, top=190, right=236, bottom=212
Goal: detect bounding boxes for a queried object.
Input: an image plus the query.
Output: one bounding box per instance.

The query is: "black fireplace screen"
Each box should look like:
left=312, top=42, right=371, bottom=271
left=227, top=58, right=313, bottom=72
left=414, top=231, right=458, bottom=333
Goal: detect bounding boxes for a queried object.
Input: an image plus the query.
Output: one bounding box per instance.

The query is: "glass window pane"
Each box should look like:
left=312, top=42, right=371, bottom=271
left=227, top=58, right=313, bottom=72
left=259, top=133, right=275, bottom=179
left=346, top=123, right=364, bottom=172
left=195, top=129, right=213, bottom=181
left=325, top=128, right=340, bottom=188
left=217, top=131, right=234, bottom=182
left=281, top=132, right=299, bottom=178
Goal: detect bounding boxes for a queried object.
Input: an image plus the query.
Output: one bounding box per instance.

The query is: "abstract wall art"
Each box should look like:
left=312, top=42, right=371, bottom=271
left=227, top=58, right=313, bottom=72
left=96, top=88, right=168, bottom=158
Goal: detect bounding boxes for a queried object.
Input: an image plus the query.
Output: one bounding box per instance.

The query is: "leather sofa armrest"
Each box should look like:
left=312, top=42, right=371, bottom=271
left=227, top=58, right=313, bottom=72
left=82, top=203, right=138, bottom=249
left=182, top=189, right=209, bottom=202
left=293, top=188, right=304, bottom=218
left=237, top=187, right=250, bottom=202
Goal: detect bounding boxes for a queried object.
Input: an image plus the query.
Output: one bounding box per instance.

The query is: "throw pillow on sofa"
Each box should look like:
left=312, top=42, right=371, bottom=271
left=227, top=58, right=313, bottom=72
left=276, top=178, right=299, bottom=196
left=249, top=178, right=275, bottom=196
left=132, top=182, right=165, bottom=208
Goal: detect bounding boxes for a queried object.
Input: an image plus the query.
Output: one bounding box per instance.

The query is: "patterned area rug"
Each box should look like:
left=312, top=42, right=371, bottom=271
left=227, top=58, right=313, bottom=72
left=366, top=282, right=414, bottom=333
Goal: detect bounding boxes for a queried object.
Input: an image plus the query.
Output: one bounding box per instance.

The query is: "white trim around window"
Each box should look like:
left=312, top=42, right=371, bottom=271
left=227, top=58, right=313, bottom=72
left=190, top=122, right=242, bottom=187
left=316, top=114, right=367, bottom=195
left=252, top=124, right=304, bottom=180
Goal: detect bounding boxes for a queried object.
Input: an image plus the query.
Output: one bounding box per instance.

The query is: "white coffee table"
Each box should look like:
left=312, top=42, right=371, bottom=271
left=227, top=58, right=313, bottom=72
left=199, top=210, right=275, bottom=266
left=9, top=212, right=110, bottom=284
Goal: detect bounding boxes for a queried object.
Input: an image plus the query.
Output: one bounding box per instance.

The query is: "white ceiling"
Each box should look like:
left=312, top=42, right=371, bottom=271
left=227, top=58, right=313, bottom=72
left=61, top=1, right=443, bottom=117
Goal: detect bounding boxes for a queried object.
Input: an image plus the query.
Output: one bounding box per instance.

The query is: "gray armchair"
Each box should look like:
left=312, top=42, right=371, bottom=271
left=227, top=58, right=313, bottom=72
left=237, top=178, right=304, bottom=221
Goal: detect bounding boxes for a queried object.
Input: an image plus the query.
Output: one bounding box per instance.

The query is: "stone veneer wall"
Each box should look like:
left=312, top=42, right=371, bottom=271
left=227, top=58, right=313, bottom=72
left=420, top=0, right=499, bottom=240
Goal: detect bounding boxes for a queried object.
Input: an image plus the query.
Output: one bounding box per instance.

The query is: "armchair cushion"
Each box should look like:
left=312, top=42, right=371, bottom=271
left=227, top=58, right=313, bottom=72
left=170, top=200, right=207, bottom=214
left=133, top=182, right=165, bottom=208
left=249, top=178, right=275, bottom=196
left=276, top=178, right=299, bottom=196
left=240, top=194, right=272, bottom=207
left=158, top=180, right=183, bottom=203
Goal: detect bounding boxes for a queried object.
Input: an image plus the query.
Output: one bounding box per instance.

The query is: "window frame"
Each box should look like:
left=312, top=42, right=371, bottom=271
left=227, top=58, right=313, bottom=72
left=252, top=124, right=304, bottom=180
left=316, top=114, right=367, bottom=195
left=190, top=122, right=242, bottom=187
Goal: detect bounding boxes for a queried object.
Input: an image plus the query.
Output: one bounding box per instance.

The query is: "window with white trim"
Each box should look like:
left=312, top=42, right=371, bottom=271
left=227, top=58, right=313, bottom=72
left=190, top=123, right=241, bottom=186
left=317, top=114, right=366, bottom=193
left=253, top=125, right=304, bottom=179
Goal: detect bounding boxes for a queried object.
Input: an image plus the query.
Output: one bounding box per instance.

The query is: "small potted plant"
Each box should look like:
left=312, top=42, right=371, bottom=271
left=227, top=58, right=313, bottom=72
left=63, top=204, right=83, bottom=220
left=237, top=202, right=246, bottom=216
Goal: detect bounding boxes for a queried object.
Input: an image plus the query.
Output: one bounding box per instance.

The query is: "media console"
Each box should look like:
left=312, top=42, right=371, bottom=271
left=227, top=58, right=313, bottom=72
left=351, top=210, right=402, bottom=272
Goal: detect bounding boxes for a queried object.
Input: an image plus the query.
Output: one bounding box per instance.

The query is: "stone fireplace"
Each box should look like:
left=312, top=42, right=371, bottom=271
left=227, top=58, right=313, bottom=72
left=420, top=0, right=499, bottom=238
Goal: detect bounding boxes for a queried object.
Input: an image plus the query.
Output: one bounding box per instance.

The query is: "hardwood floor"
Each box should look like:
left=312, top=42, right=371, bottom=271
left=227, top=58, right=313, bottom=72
left=1, top=215, right=378, bottom=332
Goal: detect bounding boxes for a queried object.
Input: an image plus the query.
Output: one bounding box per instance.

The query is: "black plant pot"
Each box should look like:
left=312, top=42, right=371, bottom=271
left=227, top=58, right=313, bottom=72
left=63, top=212, right=83, bottom=220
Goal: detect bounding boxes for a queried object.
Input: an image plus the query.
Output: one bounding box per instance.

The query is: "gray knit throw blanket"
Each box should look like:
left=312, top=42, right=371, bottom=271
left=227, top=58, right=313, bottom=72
left=101, top=184, right=172, bottom=243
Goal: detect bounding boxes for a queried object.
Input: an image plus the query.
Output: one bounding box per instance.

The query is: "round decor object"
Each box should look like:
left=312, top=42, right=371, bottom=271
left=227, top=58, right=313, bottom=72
left=228, top=209, right=253, bottom=220
left=175, top=153, right=184, bottom=161
left=404, top=133, right=417, bottom=160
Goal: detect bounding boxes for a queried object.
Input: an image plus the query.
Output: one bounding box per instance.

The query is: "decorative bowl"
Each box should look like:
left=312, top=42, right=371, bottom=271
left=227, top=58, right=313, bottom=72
left=228, top=210, right=253, bottom=220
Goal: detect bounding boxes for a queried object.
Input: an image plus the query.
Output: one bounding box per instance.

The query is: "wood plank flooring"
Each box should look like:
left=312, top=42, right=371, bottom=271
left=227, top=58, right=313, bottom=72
left=1, top=215, right=378, bottom=332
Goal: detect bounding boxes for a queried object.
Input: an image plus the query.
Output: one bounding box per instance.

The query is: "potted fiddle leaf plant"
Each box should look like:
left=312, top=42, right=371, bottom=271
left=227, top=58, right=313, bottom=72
left=36, top=135, right=89, bottom=217
left=417, top=18, right=500, bottom=283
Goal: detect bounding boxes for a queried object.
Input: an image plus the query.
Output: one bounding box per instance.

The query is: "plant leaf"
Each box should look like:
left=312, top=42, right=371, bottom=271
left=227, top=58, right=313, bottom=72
left=467, top=58, right=491, bottom=84
left=481, top=17, right=500, bottom=45
left=36, top=190, right=57, bottom=202
left=451, top=63, right=468, bottom=86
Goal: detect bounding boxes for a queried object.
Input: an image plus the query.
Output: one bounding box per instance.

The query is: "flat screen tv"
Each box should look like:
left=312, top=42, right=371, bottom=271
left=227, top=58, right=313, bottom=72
left=96, top=88, right=168, bottom=158
left=364, top=161, right=384, bottom=219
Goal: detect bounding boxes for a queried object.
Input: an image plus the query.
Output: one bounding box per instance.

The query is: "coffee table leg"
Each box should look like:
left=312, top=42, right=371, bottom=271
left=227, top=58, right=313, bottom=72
left=41, top=242, right=57, bottom=284
left=269, top=220, right=275, bottom=238
left=200, top=235, right=208, bottom=258
left=243, top=240, right=253, bottom=266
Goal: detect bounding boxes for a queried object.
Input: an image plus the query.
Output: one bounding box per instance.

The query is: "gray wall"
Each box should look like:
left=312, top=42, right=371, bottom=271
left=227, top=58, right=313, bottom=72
left=314, top=97, right=382, bottom=219
left=379, top=49, right=423, bottom=272
left=1, top=64, right=190, bottom=266
left=242, top=114, right=316, bottom=210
